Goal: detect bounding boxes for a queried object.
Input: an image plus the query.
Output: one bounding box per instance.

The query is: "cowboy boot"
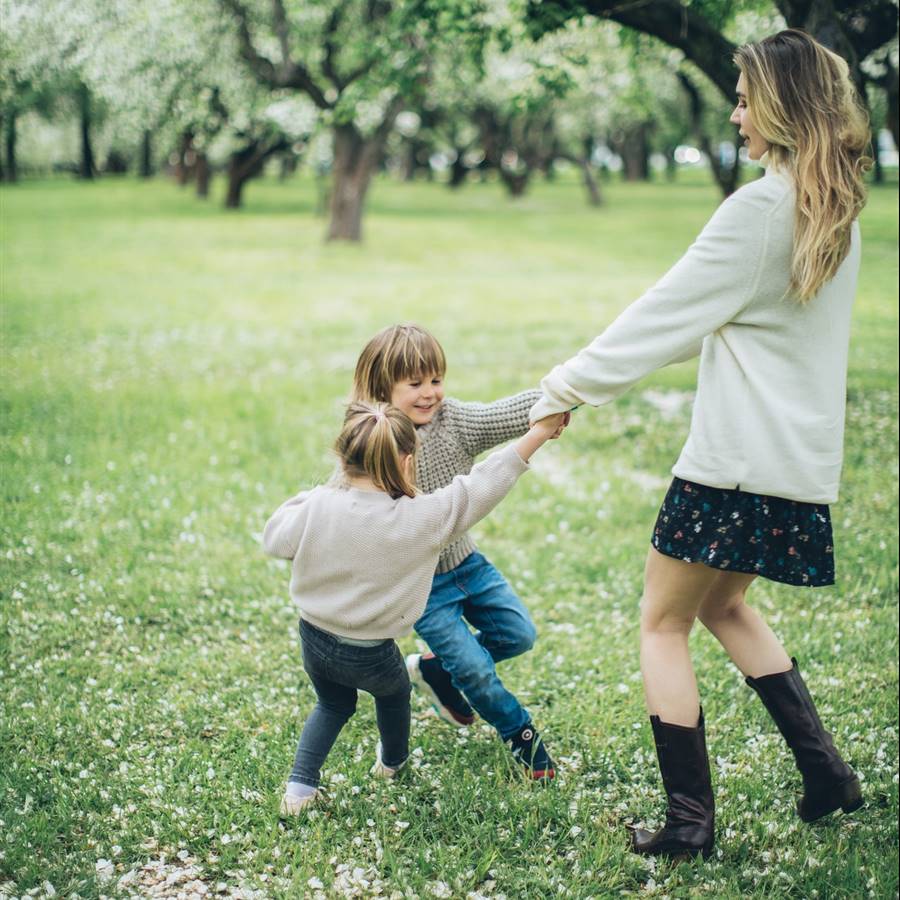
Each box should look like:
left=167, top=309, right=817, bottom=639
left=631, top=710, right=715, bottom=859
left=746, top=658, right=862, bottom=822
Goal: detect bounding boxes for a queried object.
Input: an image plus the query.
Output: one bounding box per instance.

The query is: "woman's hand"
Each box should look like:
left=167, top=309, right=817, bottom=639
left=514, top=413, right=568, bottom=462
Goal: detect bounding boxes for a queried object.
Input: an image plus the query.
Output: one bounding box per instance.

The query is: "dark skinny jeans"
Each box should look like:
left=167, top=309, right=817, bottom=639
left=289, top=618, right=411, bottom=788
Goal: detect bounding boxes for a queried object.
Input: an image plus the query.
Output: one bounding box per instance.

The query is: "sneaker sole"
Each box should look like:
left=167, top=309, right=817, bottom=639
left=405, top=654, right=475, bottom=728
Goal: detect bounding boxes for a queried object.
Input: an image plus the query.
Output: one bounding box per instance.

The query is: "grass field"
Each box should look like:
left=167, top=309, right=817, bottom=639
left=1, top=170, right=898, bottom=899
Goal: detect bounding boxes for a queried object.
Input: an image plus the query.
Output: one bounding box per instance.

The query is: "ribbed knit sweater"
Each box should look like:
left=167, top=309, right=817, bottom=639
left=263, top=445, right=529, bottom=639
left=416, top=392, right=541, bottom=573
left=531, top=164, right=860, bottom=504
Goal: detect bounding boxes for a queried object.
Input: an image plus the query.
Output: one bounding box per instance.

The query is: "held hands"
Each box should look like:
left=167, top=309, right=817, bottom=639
left=514, top=411, right=570, bottom=463
left=533, top=411, right=569, bottom=440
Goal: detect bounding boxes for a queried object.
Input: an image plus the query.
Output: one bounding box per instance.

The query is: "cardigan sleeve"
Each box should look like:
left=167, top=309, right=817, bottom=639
left=530, top=186, right=773, bottom=422
left=262, top=490, right=314, bottom=559
left=446, top=391, right=543, bottom=457
left=415, top=445, right=529, bottom=546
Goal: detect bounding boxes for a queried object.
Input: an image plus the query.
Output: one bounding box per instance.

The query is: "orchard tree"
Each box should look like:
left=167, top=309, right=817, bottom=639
left=216, top=0, right=490, bottom=240
left=525, top=0, right=899, bottom=152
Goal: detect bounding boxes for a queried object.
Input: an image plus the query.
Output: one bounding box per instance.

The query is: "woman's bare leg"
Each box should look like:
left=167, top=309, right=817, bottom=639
left=640, top=548, right=724, bottom=726
left=697, top=571, right=791, bottom=678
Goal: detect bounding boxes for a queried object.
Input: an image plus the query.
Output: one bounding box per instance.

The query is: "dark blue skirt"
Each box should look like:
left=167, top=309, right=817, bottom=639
left=652, top=477, right=835, bottom=587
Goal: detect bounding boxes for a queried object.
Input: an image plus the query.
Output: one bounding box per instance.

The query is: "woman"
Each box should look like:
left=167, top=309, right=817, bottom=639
left=530, top=29, right=869, bottom=858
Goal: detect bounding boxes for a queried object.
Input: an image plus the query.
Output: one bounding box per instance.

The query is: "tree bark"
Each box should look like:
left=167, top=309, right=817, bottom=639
left=175, top=131, right=194, bottom=186
left=327, top=125, right=378, bottom=240
left=580, top=160, right=602, bottom=204
left=77, top=83, right=96, bottom=180
left=615, top=123, right=651, bottom=181
left=196, top=153, right=211, bottom=198
left=139, top=130, right=153, bottom=177
left=225, top=137, right=286, bottom=209
left=499, top=169, right=530, bottom=197
left=3, top=112, right=16, bottom=183
left=326, top=104, right=401, bottom=241
left=448, top=153, right=468, bottom=188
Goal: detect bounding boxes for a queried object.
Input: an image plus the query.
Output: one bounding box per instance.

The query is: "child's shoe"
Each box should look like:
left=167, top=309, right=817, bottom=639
left=279, top=781, right=318, bottom=816
left=371, top=741, right=409, bottom=779
left=507, top=723, right=556, bottom=780
left=406, top=652, right=476, bottom=727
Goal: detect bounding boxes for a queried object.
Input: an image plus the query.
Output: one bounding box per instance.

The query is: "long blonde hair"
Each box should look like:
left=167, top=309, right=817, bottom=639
left=734, top=29, right=871, bottom=302
left=334, top=402, right=418, bottom=499
left=353, top=324, right=447, bottom=404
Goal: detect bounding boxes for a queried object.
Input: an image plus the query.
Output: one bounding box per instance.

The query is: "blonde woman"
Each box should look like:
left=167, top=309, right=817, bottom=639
left=530, top=29, right=869, bottom=857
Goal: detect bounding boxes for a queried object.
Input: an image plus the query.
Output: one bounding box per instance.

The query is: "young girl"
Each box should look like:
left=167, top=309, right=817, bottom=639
left=263, top=402, right=565, bottom=814
left=352, top=325, right=568, bottom=779
left=531, top=30, right=867, bottom=856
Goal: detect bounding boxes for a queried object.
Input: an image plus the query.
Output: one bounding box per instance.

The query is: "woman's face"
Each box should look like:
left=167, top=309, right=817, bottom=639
left=730, top=73, right=770, bottom=161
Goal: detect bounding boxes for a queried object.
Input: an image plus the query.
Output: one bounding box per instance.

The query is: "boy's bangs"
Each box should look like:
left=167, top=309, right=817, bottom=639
left=392, top=336, right=446, bottom=381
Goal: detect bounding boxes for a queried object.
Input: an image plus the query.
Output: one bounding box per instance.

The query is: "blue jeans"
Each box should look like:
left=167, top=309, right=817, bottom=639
left=415, top=552, right=536, bottom=739
left=289, top=619, right=411, bottom=788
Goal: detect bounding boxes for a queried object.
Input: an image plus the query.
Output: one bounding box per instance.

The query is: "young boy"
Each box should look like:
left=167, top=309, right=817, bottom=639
left=352, top=324, right=560, bottom=778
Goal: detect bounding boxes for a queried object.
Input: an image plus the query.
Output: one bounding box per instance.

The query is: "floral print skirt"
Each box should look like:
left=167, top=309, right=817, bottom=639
left=652, top=477, right=835, bottom=587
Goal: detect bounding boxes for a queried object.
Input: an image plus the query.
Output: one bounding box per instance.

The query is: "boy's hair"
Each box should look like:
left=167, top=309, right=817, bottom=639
left=353, top=324, right=447, bottom=404
left=334, top=402, right=418, bottom=499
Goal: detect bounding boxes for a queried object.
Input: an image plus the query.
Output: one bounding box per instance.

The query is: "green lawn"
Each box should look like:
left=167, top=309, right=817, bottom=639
left=1, top=171, right=898, bottom=899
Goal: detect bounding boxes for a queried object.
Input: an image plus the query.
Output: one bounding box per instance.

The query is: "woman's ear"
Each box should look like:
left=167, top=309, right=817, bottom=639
left=403, top=453, right=416, bottom=478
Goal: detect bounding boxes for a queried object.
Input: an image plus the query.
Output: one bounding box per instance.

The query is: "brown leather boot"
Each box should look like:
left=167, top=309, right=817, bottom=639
left=746, top=659, right=862, bottom=822
left=630, top=711, right=715, bottom=859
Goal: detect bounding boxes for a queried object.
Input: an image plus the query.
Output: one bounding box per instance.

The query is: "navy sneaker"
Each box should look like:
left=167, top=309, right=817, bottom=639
left=507, top=723, right=556, bottom=780
left=406, top=653, right=476, bottom=727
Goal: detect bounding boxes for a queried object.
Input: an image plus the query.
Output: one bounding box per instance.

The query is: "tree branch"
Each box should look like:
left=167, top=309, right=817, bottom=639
left=271, top=0, right=294, bottom=68
left=527, top=0, right=738, bottom=101
left=219, top=0, right=332, bottom=108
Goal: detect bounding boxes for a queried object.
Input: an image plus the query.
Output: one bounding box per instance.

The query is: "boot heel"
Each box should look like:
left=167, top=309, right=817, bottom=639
left=839, top=776, right=863, bottom=814
left=799, top=775, right=863, bottom=822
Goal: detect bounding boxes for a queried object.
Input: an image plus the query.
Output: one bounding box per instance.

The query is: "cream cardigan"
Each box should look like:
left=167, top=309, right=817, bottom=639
left=530, top=165, right=860, bottom=504
left=263, top=446, right=529, bottom=639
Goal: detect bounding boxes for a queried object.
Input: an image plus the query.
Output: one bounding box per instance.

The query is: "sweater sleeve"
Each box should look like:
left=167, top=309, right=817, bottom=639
left=262, top=490, right=314, bottom=559
left=447, top=390, right=543, bottom=457
left=417, top=444, right=530, bottom=546
left=529, top=186, right=773, bottom=422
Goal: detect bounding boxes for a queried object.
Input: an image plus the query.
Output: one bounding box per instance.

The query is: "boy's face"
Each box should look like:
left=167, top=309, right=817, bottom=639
left=390, top=372, right=445, bottom=426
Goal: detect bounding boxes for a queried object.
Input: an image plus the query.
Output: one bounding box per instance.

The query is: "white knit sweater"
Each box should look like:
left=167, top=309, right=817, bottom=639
left=263, top=445, right=529, bottom=639
left=530, top=165, right=861, bottom=504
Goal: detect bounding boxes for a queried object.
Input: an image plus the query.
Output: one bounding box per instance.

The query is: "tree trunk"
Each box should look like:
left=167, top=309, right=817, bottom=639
left=448, top=154, right=468, bottom=189
left=139, top=130, right=153, bottom=177
left=887, top=67, right=899, bottom=151
left=327, top=125, right=378, bottom=241
left=225, top=137, right=286, bottom=209
left=871, top=144, right=884, bottom=183
left=196, top=153, right=211, bottom=198
left=579, top=158, right=602, bottom=206
left=678, top=72, right=741, bottom=197
left=617, top=123, right=651, bottom=181
left=78, top=83, right=96, bottom=180
left=225, top=172, right=245, bottom=208
left=175, top=131, right=194, bottom=186
left=3, top=112, right=16, bottom=183
left=499, top=169, right=530, bottom=197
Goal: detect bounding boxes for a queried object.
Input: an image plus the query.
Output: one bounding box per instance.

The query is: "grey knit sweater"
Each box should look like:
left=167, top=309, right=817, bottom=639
left=263, top=445, right=529, bottom=639
left=417, top=391, right=542, bottom=573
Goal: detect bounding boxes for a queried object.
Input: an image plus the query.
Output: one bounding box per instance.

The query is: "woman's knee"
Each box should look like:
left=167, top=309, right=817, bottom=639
left=698, top=589, right=749, bottom=628
left=639, top=594, right=696, bottom=636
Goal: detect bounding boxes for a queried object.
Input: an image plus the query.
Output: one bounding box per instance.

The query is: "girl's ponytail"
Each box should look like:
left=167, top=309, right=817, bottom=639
left=335, top=403, right=418, bottom=499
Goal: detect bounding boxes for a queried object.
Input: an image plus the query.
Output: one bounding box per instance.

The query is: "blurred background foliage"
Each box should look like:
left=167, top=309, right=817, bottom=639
left=1, top=0, right=897, bottom=240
